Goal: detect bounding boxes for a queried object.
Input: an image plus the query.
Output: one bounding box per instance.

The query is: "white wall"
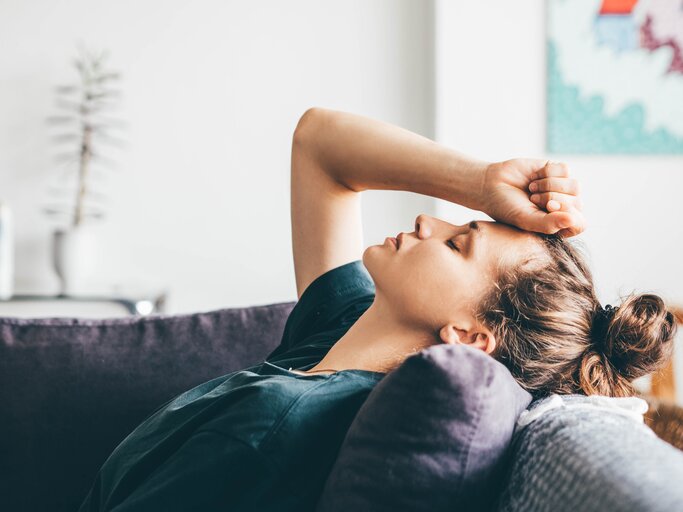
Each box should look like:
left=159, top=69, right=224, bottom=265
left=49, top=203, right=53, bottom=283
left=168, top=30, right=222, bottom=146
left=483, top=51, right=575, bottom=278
left=0, top=0, right=435, bottom=313
left=435, top=0, right=683, bottom=397
left=435, top=0, right=682, bottom=305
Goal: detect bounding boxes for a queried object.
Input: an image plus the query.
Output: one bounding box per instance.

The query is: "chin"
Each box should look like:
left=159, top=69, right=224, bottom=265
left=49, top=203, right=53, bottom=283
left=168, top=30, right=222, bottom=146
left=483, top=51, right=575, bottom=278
left=363, top=245, right=396, bottom=294
left=362, top=246, right=376, bottom=274
left=362, top=245, right=386, bottom=281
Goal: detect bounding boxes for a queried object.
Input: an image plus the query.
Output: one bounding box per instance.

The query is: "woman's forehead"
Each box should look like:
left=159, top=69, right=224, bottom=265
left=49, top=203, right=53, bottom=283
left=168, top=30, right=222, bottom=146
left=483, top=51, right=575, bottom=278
left=478, top=221, right=547, bottom=262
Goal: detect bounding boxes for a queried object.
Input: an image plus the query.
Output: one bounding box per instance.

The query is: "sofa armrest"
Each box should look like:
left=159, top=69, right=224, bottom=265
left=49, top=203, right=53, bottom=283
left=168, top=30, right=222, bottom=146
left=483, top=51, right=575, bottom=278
left=497, top=401, right=683, bottom=511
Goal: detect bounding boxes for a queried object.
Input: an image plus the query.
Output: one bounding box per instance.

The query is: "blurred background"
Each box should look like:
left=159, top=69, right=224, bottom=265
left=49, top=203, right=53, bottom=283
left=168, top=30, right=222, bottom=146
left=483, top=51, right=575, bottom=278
left=0, top=1, right=681, bottom=336
left=1, top=0, right=435, bottom=315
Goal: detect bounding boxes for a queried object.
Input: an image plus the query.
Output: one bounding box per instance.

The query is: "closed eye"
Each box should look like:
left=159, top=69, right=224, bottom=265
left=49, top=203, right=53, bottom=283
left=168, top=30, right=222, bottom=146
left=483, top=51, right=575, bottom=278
left=446, top=239, right=460, bottom=252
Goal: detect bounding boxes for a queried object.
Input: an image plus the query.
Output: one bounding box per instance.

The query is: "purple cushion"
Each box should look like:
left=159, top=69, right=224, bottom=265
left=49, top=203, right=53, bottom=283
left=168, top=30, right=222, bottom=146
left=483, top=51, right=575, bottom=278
left=0, top=302, right=294, bottom=512
left=316, top=343, right=533, bottom=512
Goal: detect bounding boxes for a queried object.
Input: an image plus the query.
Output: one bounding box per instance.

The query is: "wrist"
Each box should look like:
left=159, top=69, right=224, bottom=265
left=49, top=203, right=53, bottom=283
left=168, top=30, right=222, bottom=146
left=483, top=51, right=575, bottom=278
left=446, top=155, right=490, bottom=212
left=475, top=160, right=492, bottom=212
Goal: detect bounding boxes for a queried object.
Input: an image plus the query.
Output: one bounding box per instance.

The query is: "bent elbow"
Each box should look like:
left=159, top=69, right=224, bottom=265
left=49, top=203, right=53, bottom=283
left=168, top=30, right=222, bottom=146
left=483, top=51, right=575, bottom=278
left=292, top=107, right=326, bottom=147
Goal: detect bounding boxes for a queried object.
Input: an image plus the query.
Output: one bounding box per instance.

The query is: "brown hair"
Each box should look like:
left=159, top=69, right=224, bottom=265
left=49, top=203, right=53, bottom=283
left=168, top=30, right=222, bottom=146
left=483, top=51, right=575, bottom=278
left=478, top=234, right=677, bottom=399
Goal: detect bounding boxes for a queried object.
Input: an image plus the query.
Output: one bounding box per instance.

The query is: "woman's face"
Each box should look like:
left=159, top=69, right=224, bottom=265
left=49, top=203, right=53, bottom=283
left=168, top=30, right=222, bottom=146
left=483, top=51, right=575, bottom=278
left=363, top=214, right=547, bottom=333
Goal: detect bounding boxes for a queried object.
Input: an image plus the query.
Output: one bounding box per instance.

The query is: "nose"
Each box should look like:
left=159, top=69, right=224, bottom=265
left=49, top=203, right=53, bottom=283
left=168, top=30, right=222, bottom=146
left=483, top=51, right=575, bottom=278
left=414, top=213, right=434, bottom=239
left=414, top=213, right=466, bottom=240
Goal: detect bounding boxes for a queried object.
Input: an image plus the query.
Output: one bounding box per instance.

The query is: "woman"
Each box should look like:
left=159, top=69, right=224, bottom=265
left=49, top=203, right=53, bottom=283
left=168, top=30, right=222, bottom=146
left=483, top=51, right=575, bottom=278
left=79, top=108, right=676, bottom=511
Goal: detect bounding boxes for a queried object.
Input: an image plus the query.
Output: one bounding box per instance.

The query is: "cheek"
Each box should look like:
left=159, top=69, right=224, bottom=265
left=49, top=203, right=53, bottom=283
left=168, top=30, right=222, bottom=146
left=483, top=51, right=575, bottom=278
left=375, top=245, right=469, bottom=321
left=405, top=247, right=492, bottom=322
left=411, top=252, right=466, bottom=305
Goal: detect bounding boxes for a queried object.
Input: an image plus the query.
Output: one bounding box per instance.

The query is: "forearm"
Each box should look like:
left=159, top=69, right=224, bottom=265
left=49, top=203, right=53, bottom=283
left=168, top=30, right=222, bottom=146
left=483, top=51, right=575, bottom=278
left=295, top=107, right=488, bottom=211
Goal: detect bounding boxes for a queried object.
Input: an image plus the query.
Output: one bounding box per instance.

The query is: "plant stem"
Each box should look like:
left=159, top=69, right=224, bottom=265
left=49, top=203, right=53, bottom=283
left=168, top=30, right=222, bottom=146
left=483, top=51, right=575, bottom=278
left=74, top=122, right=92, bottom=228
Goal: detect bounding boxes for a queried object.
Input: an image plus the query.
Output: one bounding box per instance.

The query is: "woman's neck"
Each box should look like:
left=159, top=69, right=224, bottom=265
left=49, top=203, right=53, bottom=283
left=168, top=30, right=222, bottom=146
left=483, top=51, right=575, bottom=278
left=307, top=297, right=438, bottom=374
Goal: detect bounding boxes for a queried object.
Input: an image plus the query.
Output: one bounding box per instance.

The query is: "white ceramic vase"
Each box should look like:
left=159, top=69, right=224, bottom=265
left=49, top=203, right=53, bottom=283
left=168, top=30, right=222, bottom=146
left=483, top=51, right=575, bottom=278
left=53, top=225, right=98, bottom=296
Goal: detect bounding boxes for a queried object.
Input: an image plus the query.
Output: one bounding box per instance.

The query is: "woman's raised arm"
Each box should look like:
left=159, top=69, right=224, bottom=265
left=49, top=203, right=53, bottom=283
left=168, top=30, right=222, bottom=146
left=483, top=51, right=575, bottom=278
left=290, top=107, right=584, bottom=297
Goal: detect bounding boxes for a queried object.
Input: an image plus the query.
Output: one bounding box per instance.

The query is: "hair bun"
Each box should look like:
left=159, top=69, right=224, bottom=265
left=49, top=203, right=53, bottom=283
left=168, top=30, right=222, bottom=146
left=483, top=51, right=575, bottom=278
left=600, top=293, right=677, bottom=380
left=590, top=304, right=617, bottom=351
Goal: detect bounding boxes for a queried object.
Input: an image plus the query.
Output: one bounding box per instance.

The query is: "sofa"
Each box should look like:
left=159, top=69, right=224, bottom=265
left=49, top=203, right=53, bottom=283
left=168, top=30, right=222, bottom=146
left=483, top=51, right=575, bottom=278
left=2, top=301, right=683, bottom=511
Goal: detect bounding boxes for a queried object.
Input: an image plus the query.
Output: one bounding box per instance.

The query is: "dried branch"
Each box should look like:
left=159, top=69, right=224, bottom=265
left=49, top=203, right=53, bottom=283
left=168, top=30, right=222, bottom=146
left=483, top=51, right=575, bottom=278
left=46, top=44, right=124, bottom=228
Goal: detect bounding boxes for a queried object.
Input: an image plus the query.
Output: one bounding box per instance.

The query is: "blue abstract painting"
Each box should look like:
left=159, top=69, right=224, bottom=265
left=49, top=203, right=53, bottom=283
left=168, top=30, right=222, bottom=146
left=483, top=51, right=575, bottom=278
left=547, top=0, right=683, bottom=154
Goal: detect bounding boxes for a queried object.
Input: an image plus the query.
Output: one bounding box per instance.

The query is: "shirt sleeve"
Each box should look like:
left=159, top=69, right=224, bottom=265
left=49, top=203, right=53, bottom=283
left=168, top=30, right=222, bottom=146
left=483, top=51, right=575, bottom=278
left=105, top=431, right=277, bottom=512
left=265, top=260, right=375, bottom=367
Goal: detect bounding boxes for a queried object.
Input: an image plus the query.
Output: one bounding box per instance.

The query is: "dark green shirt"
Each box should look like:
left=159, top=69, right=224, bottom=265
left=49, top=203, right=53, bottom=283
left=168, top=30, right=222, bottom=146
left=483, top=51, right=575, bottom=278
left=79, top=260, right=383, bottom=512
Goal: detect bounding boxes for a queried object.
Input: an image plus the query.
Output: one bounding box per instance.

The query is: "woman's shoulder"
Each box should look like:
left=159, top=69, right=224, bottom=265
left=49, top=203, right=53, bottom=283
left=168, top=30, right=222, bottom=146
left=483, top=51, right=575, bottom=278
left=250, top=369, right=383, bottom=450
left=266, top=260, right=375, bottom=364
left=196, top=366, right=380, bottom=445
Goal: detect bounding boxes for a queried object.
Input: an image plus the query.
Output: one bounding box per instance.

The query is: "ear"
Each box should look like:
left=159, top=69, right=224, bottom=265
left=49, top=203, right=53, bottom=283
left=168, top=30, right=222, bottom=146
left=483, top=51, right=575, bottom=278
left=438, top=324, right=462, bottom=345
left=439, top=324, right=497, bottom=355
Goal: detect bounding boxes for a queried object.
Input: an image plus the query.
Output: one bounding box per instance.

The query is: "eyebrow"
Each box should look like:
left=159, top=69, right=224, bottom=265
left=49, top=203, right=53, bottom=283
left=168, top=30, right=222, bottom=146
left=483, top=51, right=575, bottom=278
left=466, top=220, right=482, bottom=253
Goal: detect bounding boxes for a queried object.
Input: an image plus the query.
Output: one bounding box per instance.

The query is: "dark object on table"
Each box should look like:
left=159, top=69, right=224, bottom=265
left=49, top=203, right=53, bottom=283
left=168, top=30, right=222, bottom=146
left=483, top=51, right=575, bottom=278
left=0, top=291, right=166, bottom=316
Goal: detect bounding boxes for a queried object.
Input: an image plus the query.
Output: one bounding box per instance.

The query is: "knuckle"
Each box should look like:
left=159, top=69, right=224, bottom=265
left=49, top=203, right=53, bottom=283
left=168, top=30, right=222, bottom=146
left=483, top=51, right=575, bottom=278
left=536, top=164, right=548, bottom=179
left=556, top=162, right=570, bottom=176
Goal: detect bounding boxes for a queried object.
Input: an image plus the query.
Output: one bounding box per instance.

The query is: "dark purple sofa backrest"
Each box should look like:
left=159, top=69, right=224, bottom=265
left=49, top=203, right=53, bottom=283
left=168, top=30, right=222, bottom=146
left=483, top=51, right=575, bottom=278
left=0, top=301, right=295, bottom=512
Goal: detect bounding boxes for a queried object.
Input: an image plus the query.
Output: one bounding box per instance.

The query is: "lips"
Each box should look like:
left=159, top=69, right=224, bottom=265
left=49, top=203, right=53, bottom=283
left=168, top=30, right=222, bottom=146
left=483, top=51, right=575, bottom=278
left=396, top=233, right=404, bottom=249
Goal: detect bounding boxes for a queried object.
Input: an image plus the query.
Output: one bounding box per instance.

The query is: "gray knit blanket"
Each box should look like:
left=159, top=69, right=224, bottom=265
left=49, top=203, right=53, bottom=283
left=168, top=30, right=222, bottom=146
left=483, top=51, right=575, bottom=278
left=496, top=394, right=683, bottom=512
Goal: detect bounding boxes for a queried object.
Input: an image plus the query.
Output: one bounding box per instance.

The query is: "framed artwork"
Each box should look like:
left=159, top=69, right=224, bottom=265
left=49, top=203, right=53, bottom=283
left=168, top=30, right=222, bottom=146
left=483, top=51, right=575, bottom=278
left=547, top=0, right=683, bottom=154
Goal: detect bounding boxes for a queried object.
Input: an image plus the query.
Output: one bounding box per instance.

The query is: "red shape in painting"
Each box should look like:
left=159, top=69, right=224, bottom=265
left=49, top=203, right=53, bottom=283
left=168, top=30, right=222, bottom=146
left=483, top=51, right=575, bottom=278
left=641, top=15, right=683, bottom=75
left=599, top=0, right=639, bottom=15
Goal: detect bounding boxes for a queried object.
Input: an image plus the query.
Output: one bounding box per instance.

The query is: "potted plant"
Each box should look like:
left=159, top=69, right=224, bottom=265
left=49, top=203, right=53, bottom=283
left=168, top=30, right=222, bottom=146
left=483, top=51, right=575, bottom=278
left=45, top=45, right=124, bottom=295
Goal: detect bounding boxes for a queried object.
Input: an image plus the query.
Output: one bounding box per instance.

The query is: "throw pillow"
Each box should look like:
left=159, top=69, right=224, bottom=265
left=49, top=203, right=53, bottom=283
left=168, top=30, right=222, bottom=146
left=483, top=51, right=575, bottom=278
left=315, top=343, right=532, bottom=512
